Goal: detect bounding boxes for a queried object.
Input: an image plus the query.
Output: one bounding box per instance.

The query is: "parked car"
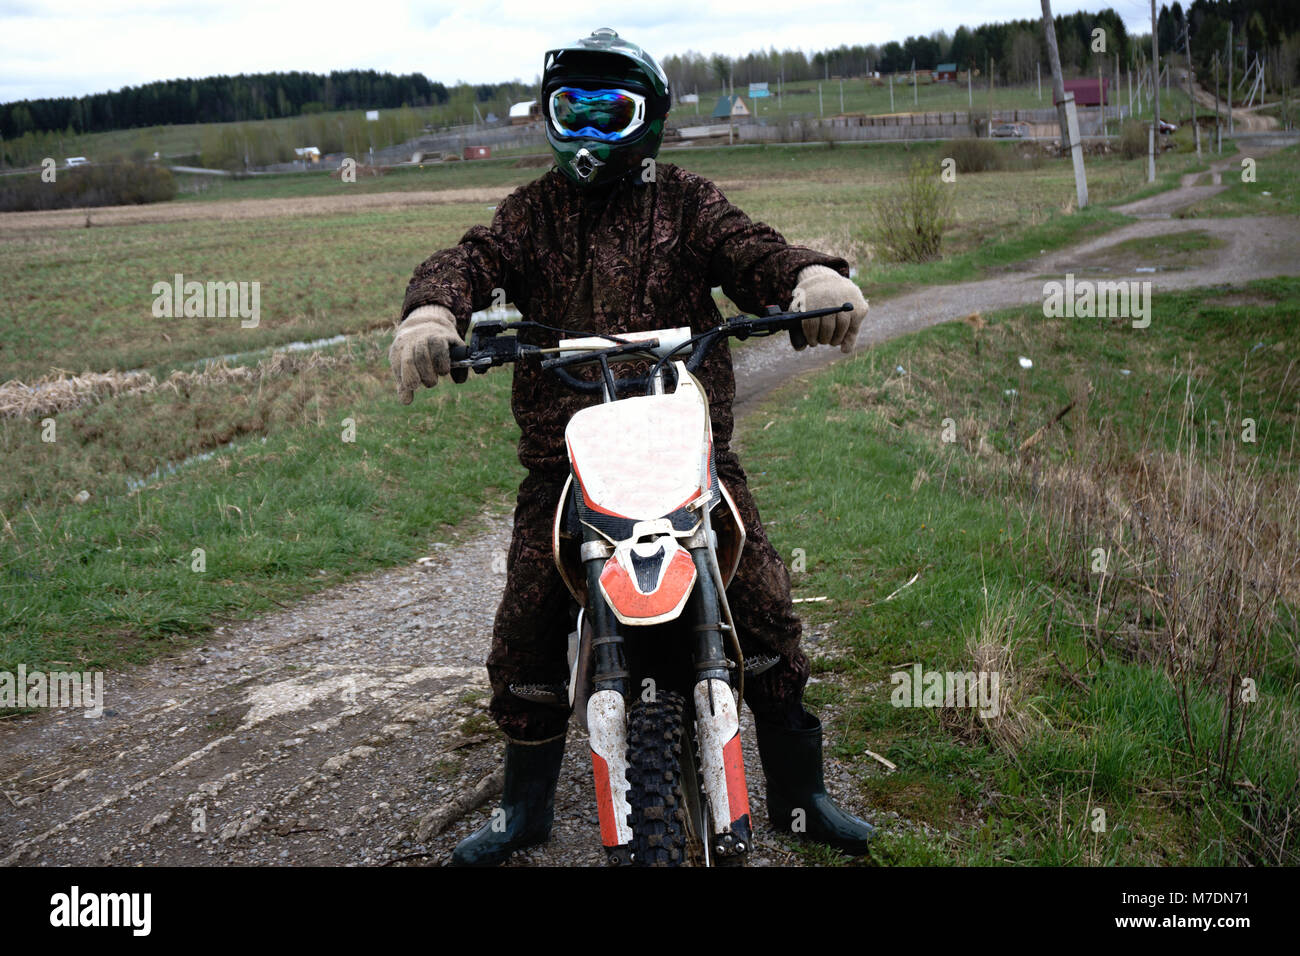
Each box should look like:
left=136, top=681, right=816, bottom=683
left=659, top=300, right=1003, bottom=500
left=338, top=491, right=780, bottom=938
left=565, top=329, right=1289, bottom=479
left=63, top=156, right=88, bottom=167
left=992, top=123, right=1028, bottom=138
left=1157, top=120, right=1177, bottom=135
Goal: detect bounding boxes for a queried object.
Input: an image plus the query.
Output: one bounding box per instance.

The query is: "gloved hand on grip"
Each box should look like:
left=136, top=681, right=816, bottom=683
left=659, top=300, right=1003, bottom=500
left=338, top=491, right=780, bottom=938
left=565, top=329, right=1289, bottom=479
left=790, top=265, right=868, bottom=354
left=389, top=304, right=466, bottom=404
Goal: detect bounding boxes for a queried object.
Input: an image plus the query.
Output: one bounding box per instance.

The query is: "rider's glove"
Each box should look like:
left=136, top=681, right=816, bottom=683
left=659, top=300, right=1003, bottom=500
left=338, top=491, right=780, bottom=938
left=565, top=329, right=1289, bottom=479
left=389, top=304, right=466, bottom=404
left=791, top=265, right=868, bottom=354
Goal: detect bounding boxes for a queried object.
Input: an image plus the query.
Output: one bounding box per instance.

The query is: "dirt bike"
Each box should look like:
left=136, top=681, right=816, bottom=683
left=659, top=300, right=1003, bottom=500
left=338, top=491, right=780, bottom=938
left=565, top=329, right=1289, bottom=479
left=449, top=302, right=851, bottom=867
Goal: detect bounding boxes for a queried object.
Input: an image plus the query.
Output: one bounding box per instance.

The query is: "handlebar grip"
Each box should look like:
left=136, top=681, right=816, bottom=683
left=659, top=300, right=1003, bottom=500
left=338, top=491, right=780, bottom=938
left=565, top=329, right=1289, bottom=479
left=448, top=344, right=470, bottom=363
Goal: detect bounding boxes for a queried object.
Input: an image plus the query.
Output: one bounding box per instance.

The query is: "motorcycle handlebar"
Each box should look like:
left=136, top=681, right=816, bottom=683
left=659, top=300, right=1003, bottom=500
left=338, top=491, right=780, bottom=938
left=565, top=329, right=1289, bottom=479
left=446, top=302, right=852, bottom=395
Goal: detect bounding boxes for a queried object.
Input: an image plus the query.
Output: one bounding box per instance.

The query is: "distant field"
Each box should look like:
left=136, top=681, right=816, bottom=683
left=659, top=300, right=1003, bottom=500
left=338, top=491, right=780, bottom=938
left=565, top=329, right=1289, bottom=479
left=16, top=77, right=1209, bottom=171
left=0, top=141, right=1223, bottom=383
left=10, top=107, right=399, bottom=165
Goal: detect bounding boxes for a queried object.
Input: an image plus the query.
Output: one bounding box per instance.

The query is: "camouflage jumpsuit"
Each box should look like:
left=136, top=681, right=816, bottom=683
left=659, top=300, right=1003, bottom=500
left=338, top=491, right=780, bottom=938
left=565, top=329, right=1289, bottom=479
left=401, top=162, right=851, bottom=742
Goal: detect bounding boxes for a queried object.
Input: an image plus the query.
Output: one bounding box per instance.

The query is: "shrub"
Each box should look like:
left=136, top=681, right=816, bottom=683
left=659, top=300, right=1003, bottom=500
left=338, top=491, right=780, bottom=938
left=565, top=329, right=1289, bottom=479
left=947, top=136, right=1002, bottom=173
left=0, top=162, right=177, bottom=212
left=868, top=159, right=953, bottom=263
left=1119, top=120, right=1148, bottom=160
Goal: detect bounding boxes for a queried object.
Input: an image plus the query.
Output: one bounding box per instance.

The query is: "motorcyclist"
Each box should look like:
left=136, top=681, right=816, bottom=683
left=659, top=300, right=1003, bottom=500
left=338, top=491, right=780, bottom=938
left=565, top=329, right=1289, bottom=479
left=392, top=27, right=874, bottom=865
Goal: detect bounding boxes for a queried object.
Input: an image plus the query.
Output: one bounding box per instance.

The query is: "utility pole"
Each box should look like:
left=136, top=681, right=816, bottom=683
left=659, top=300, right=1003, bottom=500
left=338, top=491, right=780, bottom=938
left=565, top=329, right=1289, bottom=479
left=1213, top=54, right=1221, bottom=151
left=1038, top=61, right=1042, bottom=100
left=888, top=73, right=894, bottom=112
left=819, top=82, right=824, bottom=118
left=1041, top=0, right=1070, bottom=149
left=1227, top=21, right=1234, bottom=135
left=1115, top=55, right=1121, bottom=121
left=1041, top=0, right=1087, bottom=205
left=1099, top=62, right=1106, bottom=138
left=987, top=55, right=994, bottom=136
left=1151, top=0, right=1160, bottom=182
left=1185, top=20, right=1199, bottom=156
left=912, top=60, right=917, bottom=107
left=841, top=78, right=845, bottom=113
left=969, top=63, right=973, bottom=109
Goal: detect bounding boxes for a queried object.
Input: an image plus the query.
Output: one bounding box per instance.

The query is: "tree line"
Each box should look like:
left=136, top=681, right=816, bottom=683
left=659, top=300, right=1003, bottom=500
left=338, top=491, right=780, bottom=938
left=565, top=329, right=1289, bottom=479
left=662, top=1, right=1295, bottom=92
left=661, top=9, right=1134, bottom=91
left=1, top=70, right=474, bottom=140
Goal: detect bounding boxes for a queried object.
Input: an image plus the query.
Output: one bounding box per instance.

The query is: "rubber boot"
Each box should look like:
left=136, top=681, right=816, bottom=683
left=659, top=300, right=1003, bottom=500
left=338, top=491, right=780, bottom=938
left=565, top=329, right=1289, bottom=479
left=450, top=733, right=566, bottom=866
left=755, top=710, right=876, bottom=855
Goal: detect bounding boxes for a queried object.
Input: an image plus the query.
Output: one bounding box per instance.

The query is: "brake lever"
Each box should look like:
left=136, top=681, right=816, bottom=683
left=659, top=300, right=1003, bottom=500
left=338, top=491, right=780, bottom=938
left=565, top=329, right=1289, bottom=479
left=449, top=336, right=538, bottom=374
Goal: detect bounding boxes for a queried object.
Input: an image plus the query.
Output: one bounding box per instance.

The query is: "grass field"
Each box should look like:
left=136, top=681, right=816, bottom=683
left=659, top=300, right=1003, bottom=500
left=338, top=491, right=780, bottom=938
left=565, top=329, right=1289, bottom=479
left=742, top=278, right=1300, bottom=865
left=1184, top=142, right=1300, bottom=217
left=1, top=142, right=1221, bottom=383
left=1, top=135, right=1292, bottom=755
left=3, top=131, right=1297, bottom=865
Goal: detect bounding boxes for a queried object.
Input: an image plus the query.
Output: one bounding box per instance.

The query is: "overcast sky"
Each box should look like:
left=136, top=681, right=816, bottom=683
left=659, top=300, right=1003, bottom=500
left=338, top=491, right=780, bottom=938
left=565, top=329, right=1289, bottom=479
left=1, top=0, right=1157, bottom=104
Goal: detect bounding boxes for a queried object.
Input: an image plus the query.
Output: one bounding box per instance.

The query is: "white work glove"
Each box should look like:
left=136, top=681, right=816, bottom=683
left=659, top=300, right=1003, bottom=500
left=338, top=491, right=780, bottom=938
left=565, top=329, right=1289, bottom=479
left=791, top=265, right=868, bottom=353
left=388, top=304, right=466, bottom=404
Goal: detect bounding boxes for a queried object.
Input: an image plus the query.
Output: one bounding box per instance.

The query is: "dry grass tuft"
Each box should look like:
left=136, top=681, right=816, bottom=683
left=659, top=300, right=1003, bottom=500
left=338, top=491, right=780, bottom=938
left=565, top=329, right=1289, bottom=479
left=942, top=590, right=1045, bottom=753
left=1019, top=370, right=1300, bottom=784
left=1, top=347, right=361, bottom=420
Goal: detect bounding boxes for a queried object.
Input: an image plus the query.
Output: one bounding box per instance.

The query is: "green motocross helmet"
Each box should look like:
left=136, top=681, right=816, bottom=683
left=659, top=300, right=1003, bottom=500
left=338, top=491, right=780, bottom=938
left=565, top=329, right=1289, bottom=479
left=541, top=27, right=671, bottom=187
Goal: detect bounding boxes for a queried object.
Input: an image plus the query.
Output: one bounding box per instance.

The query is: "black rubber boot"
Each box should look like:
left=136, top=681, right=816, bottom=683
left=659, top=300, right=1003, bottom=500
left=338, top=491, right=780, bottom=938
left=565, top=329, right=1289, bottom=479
left=450, top=733, right=566, bottom=866
left=755, top=710, right=876, bottom=855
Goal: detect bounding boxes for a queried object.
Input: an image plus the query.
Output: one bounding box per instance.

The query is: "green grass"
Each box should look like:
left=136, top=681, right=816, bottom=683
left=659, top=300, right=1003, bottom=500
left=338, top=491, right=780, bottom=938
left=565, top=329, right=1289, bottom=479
left=741, top=277, right=1300, bottom=865
left=2, top=140, right=1229, bottom=384
left=0, top=342, right=523, bottom=674
left=0, top=204, right=486, bottom=382
left=173, top=155, right=546, bottom=203
left=1183, top=143, right=1300, bottom=217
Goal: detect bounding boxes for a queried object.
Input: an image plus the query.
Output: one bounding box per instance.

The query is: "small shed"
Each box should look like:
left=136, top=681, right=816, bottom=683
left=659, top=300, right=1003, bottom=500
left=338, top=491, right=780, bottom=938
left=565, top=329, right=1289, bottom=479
left=293, top=146, right=321, bottom=164
left=933, top=63, right=958, bottom=82
left=509, top=100, right=542, bottom=125
left=710, top=94, right=749, bottom=119
left=1063, top=77, right=1109, bottom=107
left=463, top=146, right=491, bottom=160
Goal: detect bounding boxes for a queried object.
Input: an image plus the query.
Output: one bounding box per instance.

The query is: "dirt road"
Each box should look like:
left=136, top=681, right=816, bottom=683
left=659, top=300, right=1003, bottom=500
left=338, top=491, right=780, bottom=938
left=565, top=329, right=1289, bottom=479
left=2, top=171, right=1297, bottom=868
left=1176, top=66, right=1280, bottom=132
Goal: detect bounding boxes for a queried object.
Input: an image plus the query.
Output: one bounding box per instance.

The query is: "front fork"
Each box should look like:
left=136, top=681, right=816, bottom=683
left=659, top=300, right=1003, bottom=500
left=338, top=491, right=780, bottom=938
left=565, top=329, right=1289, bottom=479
left=687, top=544, right=752, bottom=863
left=582, top=541, right=635, bottom=865
left=582, top=537, right=752, bottom=866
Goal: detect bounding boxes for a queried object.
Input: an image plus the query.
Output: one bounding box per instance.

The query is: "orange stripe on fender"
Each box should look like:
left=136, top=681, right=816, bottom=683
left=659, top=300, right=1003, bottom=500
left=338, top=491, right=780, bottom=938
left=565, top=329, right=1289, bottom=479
left=591, top=750, right=621, bottom=847
left=723, top=731, right=750, bottom=825
left=599, top=547, right=696, bottom=621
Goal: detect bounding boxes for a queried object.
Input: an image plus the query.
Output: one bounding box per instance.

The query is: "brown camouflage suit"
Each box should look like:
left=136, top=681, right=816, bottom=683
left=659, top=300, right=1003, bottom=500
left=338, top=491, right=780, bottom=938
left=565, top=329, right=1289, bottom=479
left=401, top=162, right=850, bottom=741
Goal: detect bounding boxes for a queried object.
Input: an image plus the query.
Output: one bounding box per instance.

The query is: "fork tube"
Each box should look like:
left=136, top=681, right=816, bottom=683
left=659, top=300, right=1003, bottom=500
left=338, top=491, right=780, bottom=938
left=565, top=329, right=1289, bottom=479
left=583, top=555, right=633, bottom=861
left=688, top=546, right=751, bottom=862
left=584, top=557, right=628, bottom=697
left=688, top=548, right=730, bottom=684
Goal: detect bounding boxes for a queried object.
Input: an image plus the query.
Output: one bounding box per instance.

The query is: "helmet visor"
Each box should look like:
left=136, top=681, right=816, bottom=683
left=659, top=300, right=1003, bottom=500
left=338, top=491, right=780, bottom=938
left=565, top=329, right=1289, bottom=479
left=548, top=87, right=646, bottom=142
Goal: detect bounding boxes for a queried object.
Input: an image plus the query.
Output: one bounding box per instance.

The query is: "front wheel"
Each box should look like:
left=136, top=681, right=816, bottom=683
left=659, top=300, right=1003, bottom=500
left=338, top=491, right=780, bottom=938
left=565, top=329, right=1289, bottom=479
left=626, top=690, right=689, bottom=866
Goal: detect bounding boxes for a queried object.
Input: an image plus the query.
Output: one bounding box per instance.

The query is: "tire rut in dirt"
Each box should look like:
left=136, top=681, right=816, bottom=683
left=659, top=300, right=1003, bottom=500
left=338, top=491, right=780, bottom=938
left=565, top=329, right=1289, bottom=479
left=625, top=690, right=689, bottom=867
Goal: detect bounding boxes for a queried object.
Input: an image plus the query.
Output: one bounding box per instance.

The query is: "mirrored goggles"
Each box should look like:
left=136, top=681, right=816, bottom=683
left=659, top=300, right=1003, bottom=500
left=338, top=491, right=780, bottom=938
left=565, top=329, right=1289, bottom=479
left=548, top=86, right=647, bottom=142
